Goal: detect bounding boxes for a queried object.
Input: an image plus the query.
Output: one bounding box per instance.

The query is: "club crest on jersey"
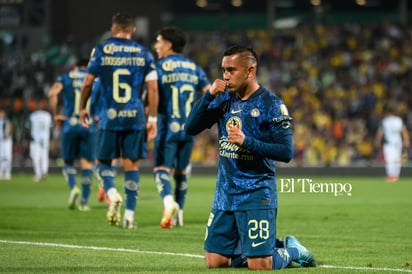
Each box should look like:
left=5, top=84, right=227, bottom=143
left=226, top=116, right=242, bottom=132
left=250, top=108, right=260, bottom=117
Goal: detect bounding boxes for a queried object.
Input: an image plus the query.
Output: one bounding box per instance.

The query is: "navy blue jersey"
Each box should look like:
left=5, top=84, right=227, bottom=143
left=186, top=86, right=293, bottom=211
left=87, top=37, right=156, bottom=130
left=57, top=68, right=100, bottom=132
left=156, top=54, right=209, bottom=142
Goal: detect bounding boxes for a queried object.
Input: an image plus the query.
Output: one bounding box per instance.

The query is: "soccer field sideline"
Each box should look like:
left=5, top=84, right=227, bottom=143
left=1, top=239, right=411, bottom=273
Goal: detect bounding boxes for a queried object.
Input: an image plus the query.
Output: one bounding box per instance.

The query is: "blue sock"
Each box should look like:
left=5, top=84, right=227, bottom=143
left=63, top=164, right=77, bottom=189
left=96, top=163, right=115, bottom=192
left=272, top=247, right=299, bottom=269
left=124, top=171, right=139, bottom=211
left=154, top=170, right=171, bottom=199
left=173, top=174, right=187, bottom=209
left=80, top=169, right=93, bottom=204
left=112, top=164, right=118, bottom=176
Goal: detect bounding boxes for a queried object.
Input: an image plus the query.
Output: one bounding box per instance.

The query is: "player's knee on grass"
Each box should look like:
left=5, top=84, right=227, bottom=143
left=204, top=252, right=231, bottom=268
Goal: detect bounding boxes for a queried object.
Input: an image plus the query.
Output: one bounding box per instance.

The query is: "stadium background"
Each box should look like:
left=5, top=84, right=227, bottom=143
left=1, top=0, right=411, bottom=176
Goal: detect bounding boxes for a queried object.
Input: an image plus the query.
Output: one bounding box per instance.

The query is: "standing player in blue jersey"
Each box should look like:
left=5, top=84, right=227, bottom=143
left=49, top=58, right=100, bottom=211
left=185, top=46, right=316, bottom=270
left=79, top=12, right=158, bottom=229
left=153, top=26, right=211, bottom=228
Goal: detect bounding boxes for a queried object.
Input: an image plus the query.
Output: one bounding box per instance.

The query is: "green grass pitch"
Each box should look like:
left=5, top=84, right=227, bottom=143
left=0, top=172, right=411, bottom=273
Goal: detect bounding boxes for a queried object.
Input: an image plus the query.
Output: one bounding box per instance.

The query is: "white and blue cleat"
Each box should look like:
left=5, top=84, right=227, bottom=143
left=284, top=235, right=317, bottom=267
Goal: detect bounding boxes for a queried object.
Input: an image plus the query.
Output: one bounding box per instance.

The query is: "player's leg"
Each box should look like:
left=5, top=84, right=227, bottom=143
left=236, top=209, right=306, bottom=270
left=392, top=145, right=402, bottom=180
left=4, top=138, right=12, bottom=179
left=30, top=142, right=43, bottom=182
left=153, top=140, right=179, bottom=228
left=120, top=130, right=146, bottom=229
left=172, top=170, right=186, bottom=227
left=96, top=129, right=122, bottom=225
left=41, top=143, right=49, bottom=179
left=77, top=130, right=96, bottom=211
left=78, top=158, right=93, bottom=211
left=61, top=130, right=80, bottom=208
left=154, top=167, right=179, bottom=228
left=173, top=140, right=193, bottom=226
left=63, top=159, right=80, bottom=210
left=63, top=160, right=79, bottom=209
left=235, top=209, right=276, bottom=270
left=204, top=209, right=240, bottom=268
left=383, top=144, right=400, bottom=182
left=94, top=159, right=110, bottom=204
left=97, top=158, right=122, bottom=226
left=173, top=171, right=188, bottom=210
left=121, top=160, right=139, bottom=229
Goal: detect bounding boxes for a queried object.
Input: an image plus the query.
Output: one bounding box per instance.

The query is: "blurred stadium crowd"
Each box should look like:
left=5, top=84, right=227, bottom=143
left=1, top=20, right=411, bottom=168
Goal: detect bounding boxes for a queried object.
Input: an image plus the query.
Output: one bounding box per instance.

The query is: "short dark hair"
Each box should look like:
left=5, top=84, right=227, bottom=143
left=77, top=58, right=89, bottom=67
left=157, top=26, right=187, bottom=53
left=112, top=12, right=134, bottom=28
left=223, top=45, right=258, bottom=67
left=224, top=45, right=257, bottom=60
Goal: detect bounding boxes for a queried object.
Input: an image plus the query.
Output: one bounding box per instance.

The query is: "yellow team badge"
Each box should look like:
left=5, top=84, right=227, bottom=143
left=226, top=116, right=242, bottom=133
left=279, top=104, right=289, bottom=116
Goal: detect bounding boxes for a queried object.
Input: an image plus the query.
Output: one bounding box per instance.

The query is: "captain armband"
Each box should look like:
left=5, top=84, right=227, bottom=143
left=273, top=115, right=293, bottom=129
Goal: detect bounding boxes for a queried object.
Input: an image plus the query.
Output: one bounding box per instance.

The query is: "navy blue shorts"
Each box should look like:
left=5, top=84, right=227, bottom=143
left=61, top=126, right=96, bottom=161
left=204, top=208, right=277, bottom=257
left=96, top=129, right=147, bottom=160
left=153, top=140, right=193, bottom=170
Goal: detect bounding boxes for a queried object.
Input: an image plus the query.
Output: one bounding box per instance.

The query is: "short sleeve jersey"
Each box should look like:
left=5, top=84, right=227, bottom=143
left=87, top=37, right=156, bottom=130
left=156, top=54, right=209, bottom=142
left=57, top=67, right=99, bottom=133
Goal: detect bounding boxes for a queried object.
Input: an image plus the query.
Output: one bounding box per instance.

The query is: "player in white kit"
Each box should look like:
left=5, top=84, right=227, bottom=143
left=27, top=103, right=53, bottom=182
left=0, top=108, right=13, bottom=180
left=375, top=105, right=410, bottom=182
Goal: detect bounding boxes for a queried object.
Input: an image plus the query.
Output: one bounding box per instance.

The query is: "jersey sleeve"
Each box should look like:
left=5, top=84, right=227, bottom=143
left=87, top=47, right=101, bottom=76
left=185, top=91, right=222, bottom=135
left=242, top=115, right=293, bottom=162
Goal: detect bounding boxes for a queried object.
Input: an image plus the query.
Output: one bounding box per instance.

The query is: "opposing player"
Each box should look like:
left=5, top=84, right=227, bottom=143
left=153, top=26, right=210, bottom=228
left=79, top=12, right=158, bottom=228
left=185, top=45, right=316, bottom=270
left=49, top=58, right=100, bottom=210
left=27, top=102, right=53, bottom=183
left=375, top=104, right=410, bottom=182
left=0, top=108, right=13, bottom=180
